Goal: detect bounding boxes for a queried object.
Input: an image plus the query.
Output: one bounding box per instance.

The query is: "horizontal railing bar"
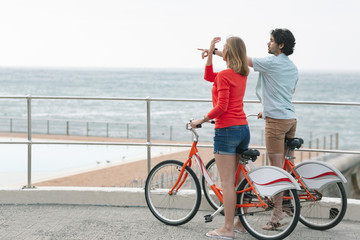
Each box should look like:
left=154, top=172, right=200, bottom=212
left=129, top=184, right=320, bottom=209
left=0, top=96, right=212, bottom=102
left=292, top=100, right=360, bottom=106
left=152, top=145, right=360, bottom=155
left=0, top=117, right=133, bottom=125
left=0, top=96, right=29, bottom=100
left=0, top=96, right=148, bottom=101
left=0, top=140, right=359, bottom=154
left=0, top=95, right=359, bottom=106
left=297, top=148, right=360, bottom=154
left=0, top=141, right=29, bottom=144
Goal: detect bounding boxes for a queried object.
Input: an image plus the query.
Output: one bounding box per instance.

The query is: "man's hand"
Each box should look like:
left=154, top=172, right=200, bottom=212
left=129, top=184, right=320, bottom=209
left=197, top=48, right=209, bottom=59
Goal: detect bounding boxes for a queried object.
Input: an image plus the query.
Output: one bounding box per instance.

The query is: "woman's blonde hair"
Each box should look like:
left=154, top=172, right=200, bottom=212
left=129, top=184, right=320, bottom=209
left=224, top=36, right=249, bottom=76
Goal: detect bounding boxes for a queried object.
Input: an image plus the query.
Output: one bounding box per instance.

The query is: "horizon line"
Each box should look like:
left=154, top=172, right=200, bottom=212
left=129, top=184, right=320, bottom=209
left=0, top=65, right=359, bottom=73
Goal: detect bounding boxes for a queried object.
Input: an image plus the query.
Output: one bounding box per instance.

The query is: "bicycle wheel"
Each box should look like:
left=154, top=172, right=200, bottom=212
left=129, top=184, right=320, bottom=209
left=298, top=182, right=347, bottom=230
left=237, top=179, right=300, bottom=240
left=145, top=160, right=201, bottom=226
left=201, top=158, right=223, bottom=211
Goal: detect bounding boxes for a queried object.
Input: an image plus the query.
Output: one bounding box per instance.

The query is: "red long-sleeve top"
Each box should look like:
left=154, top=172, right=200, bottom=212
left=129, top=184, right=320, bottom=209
left=205, top=65, right=248, bottom=129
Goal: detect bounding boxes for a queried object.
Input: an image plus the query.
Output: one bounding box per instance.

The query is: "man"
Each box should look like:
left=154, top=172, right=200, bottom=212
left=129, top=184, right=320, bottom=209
left=248, top=29, right=298, bottom=168
left=248, top=28, right=298, bottom=230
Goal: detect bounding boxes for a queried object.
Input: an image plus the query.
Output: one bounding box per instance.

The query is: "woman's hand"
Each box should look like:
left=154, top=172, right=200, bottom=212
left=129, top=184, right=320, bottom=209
left=258, top=112, right=263, bottom=119
left=209, top=37, right=221, bottom=54
left=190, top=118, right=203, bottom=128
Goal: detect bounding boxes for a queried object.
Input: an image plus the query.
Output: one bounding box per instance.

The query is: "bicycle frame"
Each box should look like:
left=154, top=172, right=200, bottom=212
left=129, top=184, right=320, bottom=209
left=283, top=148, right=347, bottom=202
left=282, top=153, right=316, bottom=202
left=169, top=123, right=294, bottom=210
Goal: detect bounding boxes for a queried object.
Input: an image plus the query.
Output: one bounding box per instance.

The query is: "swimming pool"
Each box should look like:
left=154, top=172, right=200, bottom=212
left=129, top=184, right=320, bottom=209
left=0, top=137, right=185, bottom=188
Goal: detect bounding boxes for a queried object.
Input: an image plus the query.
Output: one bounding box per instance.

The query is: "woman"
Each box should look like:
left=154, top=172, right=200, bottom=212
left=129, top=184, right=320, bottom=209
left=191, top=36, right=249, bottom=239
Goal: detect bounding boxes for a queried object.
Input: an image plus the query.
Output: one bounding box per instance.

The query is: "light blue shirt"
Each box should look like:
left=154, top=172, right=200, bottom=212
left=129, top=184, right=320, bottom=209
left=252, top=53, right=298, bottom=119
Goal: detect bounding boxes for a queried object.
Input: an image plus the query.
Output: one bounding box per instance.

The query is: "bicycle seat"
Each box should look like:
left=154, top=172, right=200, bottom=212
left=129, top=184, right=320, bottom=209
left=240, top=149, right=260, bottom=161
left=285, top=138, right=304, bottom=149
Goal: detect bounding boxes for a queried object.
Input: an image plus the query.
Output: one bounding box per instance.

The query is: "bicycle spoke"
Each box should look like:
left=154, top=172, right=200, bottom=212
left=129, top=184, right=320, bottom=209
left=145, top=160, right=201, bottom=225
left=299, top=182, right=347, bottom=230
left=238, top=181, right=300, bottom=240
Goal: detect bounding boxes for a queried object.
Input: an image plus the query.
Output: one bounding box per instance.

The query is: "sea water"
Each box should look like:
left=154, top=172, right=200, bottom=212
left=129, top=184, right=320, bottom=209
left=0, top=67, right=359, bottom=187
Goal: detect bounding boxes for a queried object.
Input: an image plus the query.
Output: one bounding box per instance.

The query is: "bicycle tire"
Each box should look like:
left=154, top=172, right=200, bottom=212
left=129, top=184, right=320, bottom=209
left=298, top=182, right=347, bottom=230
left=201, top=158, right=224, bottom=212
left=237, top=179, right=300, bottom=240
left=145, top=160, right=201, bottom=226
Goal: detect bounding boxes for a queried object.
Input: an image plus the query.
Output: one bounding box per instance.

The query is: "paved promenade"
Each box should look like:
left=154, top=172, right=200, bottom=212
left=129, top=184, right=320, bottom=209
left=0, top=204, right=359, bottom=240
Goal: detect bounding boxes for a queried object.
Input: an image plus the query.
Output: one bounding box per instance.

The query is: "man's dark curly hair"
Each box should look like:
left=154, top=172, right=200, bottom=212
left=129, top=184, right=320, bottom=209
left=271, top=28, right=296, bottom=56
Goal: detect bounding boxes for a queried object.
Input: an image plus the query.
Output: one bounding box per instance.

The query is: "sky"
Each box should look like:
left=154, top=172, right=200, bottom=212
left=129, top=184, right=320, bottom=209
left=0, top=0, right=359, bottom=71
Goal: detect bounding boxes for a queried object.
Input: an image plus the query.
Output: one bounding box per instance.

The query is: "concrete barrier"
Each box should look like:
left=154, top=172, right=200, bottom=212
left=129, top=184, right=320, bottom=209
left=0, top=187, right=213, bottom=212
left=1, top=186, right=359, bottom=222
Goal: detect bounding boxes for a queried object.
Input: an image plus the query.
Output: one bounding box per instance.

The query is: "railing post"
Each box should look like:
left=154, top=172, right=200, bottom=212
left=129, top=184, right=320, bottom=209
left=170, top=125, right=173, bottom=141
left=265, top=151, right=269, bottom=165
left=66, top=121, right=69, bottom=136
left=106, top=123, right=109, bottom=137
left=146, top=97, right=151, bottom=174
left=316, top=138, right=319, bottom=157
left=24, top=96, right=34, bottom=188
left=47, top=120, right=50, bottom=134
left=309, top=132, right=312, bottom=159
left=10, top=118, right=13, bottom=133
left=336, top=133, right=339, bottom=149
left=330, top=135, right=333, bottom=150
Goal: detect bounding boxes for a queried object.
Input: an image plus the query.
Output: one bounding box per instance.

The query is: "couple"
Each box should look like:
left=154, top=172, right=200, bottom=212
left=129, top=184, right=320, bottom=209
left=190, top=28, right=298, bottom=239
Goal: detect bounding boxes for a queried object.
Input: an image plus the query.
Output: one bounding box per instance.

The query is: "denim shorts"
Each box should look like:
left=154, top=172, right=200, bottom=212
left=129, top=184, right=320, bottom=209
left=213, top=125, right=250, bottom=155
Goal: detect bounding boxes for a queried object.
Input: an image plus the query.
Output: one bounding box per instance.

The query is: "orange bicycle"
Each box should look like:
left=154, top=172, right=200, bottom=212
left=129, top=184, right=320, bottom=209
left=203, top=130, right=348, bottom=232
left=283, top=138, right=347, bottom=230
left=145, top=118, right=301, bottom=240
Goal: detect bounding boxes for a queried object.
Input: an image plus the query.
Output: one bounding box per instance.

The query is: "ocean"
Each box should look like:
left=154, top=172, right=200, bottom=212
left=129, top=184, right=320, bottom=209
left=0, top=67, right=359, bottom=186
left=0, top=67, right=359, bottom=147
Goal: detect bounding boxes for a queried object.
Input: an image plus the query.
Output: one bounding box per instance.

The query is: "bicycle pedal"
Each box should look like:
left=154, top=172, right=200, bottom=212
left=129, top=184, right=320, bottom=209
left=204, top=214, right=213, bottom=223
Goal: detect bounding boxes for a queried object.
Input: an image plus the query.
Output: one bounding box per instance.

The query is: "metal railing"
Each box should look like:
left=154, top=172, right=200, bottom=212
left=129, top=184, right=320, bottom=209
left=1, top=95, right=360, bottom=188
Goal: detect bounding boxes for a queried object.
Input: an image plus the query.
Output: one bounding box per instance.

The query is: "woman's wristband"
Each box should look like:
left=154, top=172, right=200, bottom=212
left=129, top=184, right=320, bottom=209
left=213, top=48, right=218, bottom=55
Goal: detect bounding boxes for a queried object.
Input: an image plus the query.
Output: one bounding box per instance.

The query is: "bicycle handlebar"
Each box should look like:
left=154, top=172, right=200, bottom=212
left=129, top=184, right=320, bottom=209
left=186, top=119, right=215, bottom=130
left=247, top=113, right=260, bottom=118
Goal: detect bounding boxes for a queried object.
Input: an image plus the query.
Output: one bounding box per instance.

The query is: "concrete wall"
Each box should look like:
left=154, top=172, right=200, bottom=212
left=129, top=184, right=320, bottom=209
left=1, top=186, right=359, bottom=222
